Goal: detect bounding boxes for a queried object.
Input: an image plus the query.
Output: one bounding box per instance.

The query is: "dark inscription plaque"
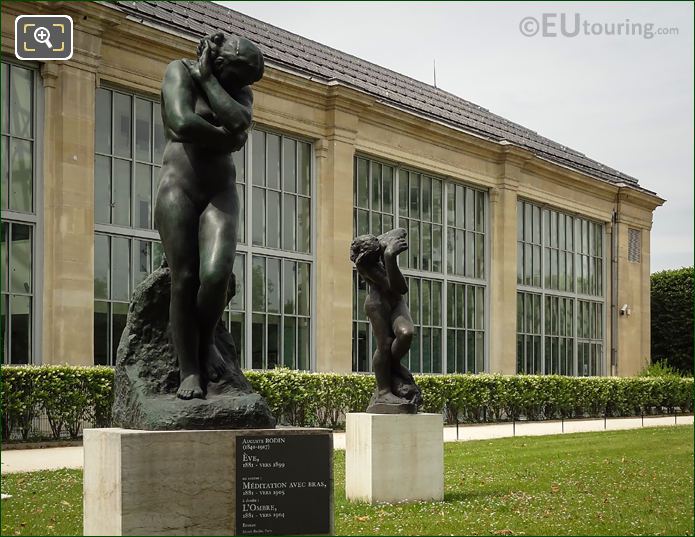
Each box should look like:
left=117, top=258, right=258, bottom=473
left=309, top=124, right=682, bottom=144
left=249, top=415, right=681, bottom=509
left=236, top=434, right=331, bottom=535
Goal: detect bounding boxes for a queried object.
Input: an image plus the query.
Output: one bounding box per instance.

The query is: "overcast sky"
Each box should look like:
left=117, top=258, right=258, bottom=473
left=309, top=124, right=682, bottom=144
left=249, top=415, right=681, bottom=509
left=220, top=1, right=693, bottom=272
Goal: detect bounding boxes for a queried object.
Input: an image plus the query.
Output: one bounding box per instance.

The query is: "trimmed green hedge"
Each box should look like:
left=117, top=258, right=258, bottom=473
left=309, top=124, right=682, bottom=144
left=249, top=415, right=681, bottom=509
left=651, top=267, right=694, bottom=375
left=1, top=366, right=692, bottom=439
left=0, top=366, right=113, bottom=441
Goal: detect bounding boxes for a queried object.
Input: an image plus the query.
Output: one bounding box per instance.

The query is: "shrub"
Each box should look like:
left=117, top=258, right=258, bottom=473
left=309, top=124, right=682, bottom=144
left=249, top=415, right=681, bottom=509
left=0, top=366, right=692, bottom=439
left=640, top=360, right=683, bottom=378
left=651, top=267, right=694, bottom=375
left=0, top=366, right=114, bottom=440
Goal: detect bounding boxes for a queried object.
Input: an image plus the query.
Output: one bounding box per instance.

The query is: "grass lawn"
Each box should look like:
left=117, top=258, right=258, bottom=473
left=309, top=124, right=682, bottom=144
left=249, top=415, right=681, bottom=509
left=1, top=426, right=693, bottom=536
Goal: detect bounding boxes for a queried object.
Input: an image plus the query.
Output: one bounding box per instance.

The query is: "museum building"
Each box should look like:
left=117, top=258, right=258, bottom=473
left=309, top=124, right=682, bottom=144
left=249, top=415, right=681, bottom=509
left=0, top=1, right=663, bottom=376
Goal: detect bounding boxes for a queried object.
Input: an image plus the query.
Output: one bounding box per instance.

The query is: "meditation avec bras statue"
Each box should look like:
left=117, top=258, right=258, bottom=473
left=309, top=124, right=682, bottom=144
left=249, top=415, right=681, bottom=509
left=350, top=228, right=423, bottom=414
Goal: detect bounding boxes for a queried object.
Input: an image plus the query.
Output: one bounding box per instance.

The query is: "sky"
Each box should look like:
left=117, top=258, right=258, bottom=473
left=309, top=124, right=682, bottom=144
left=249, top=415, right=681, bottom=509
left=219, top=1, right=694, bottom=272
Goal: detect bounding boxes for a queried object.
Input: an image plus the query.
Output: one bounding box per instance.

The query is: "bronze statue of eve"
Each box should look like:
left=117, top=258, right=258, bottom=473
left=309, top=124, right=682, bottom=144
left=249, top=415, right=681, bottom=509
left=351, top=228, right=422, bottom=413
left=154, top=32, right=263, bottom=400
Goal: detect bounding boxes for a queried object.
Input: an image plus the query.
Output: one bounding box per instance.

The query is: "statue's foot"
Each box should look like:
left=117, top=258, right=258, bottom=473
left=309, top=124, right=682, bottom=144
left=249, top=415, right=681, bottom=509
left=376, top=392, right=408, bottom=405
left=367, top=390, right=417, bottom=414
left=203, top=344, right=230, bottom=382
left=177, top=374, right=205, bottom=400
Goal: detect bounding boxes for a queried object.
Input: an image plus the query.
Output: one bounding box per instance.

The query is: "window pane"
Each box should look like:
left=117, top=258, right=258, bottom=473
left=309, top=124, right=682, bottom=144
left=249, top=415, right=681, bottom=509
left=94, top=234, right=110, bottom=299
left=237, top=183, right=245, bottom=243
left=94, top=300, right=109, bottom=365
left=94, top=155, right=111, bottom=224
left=475, top=190, right=485, bottom=232
left=152, top=241, right=164, bottom=269
left=475, top=234, right=484, bottom=279
left=371, top=163, right=381, bottom=212
left=431, top=179, right=442, bottom=224
left=230, top=311, right=244, bottom=365
left=0, top=223, right=7, bottom=292
left=282, top=194, right=296, bottom=251
left=422, top=176, right=431, bottom=221
left=283, top=260, right=296, bottom=314
left=282, top=138, right=296, bottom=193
left=411, top=278, right=420, bottom=324
left=111, top=237, right=130, bottom=301
left=133, top=240, right=151, bottom=289
left=422, top=222, right=431, bottom=271
left=267, top=314, right=280, bottom=369
left=95, top=88, right=112, bottom=154
left=266, top=190, right=280, bottom=249
left=432, top=281, right=441, bottom=325
left=233, top=147, right=245, bottom=183
left=10, top=65, right=32, bottom=139
left=297, top=196, right=310, bottom=253
left=297, top=262, right=310, bottom=316
left=153, top=102, right=165, bottom=164
left=112, top=159, right=131, bottom=226
left=266, top=257, right=281, bottom=314
left=283, top=316, right=296, bottom=368
left=113, top=92, right=132, bottom=158
left=112, top=302, right=128, bottom=362
left=422, top=327, right=431, bottom=373
left=10, top=138, right=32, bottom=212
left=252, top=187, right=265, bottom=246
left=10, top=295, right=31, bottom=364
left=409, top=173, right=420, bottom=219
left=432, top=225, right=442, bottom=272
left=252, top=256, right=265, bottom=312
left=1, top=63, right=8, bottom=134
left=465, top=231, right=474, bottom=278
left=422, top=279, right=431, bottom=325
left=10, top=224, right=32, bottom=294
left=382, top=166, right=393, bottom=214
left=230, top=254, right=245, bottom=310
left=409, top=220, right=420, bottom=270
left=252, top=313, right=265, bottom=369
left=252, top=130, right=265, bottom=186
left=135, top=98, right=152, bottom=162
left=298, top=142, right=311, bottom=196
left=357, top=158, right=369, bottom=209
left=134, top=163, right=152, bottom=228
left=298, top=317, right=310, bottom=370
left=1, top=137, right=8, bottom=210
left=266, top=134, right=280, bottom=190
left=399, top=171, right=409, bottom=217
left=465, top=189, right=474, bottom=230
left=455, top=185, right=464, bottom=228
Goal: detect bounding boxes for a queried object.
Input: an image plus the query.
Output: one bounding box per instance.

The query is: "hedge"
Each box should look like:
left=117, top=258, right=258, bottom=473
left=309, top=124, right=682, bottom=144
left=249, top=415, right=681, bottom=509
left=1, top=366, right=692, bottom=440
left=651, top=267, right=694, bottom=375
left=0, top=366, right=113, bottom=441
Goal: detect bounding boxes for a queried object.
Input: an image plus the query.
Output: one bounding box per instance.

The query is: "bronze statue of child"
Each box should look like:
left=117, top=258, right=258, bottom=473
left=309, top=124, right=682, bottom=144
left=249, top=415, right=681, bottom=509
left=350, top=228, right=422, bottom=413
left=154, top=32, right=263, bottom=400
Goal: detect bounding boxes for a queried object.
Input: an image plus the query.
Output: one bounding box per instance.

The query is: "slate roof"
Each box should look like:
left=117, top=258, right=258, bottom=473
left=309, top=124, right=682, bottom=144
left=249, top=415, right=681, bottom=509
left=108, top=0, right=647, bottom=190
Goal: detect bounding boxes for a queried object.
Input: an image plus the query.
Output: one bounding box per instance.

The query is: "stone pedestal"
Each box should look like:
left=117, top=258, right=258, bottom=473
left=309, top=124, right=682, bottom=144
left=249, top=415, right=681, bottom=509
left=345, top=413, right=443, bottom=504
left=83, top=428, right=333, bottom=536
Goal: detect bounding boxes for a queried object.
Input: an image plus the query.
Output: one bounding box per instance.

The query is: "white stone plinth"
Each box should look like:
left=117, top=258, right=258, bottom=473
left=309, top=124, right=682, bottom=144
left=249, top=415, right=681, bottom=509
left=345, top=413, right=443, bottom=504
left=83, top=427, right=332, bottom=536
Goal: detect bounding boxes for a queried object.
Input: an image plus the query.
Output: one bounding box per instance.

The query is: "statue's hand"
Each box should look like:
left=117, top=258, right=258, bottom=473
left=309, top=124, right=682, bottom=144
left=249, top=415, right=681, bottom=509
left=385, top=238, right=408, bottom=257
left=185, top=38, right=214, bottom=82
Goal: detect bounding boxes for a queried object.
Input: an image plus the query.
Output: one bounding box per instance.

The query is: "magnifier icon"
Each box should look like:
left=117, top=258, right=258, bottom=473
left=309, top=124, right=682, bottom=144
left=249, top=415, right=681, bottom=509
left=33, top=26, right=53, bottom=49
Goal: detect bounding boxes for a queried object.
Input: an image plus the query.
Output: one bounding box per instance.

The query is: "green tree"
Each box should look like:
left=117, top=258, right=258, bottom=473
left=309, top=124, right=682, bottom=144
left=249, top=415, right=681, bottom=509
left=650, top=266, right=693, bottom=374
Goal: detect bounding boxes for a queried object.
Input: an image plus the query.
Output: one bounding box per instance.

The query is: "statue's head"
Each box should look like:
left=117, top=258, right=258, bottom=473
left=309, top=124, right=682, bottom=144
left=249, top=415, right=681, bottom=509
left=350, top=234, right=382, bottom=266
left=198, top=32, right=264, bottom=88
